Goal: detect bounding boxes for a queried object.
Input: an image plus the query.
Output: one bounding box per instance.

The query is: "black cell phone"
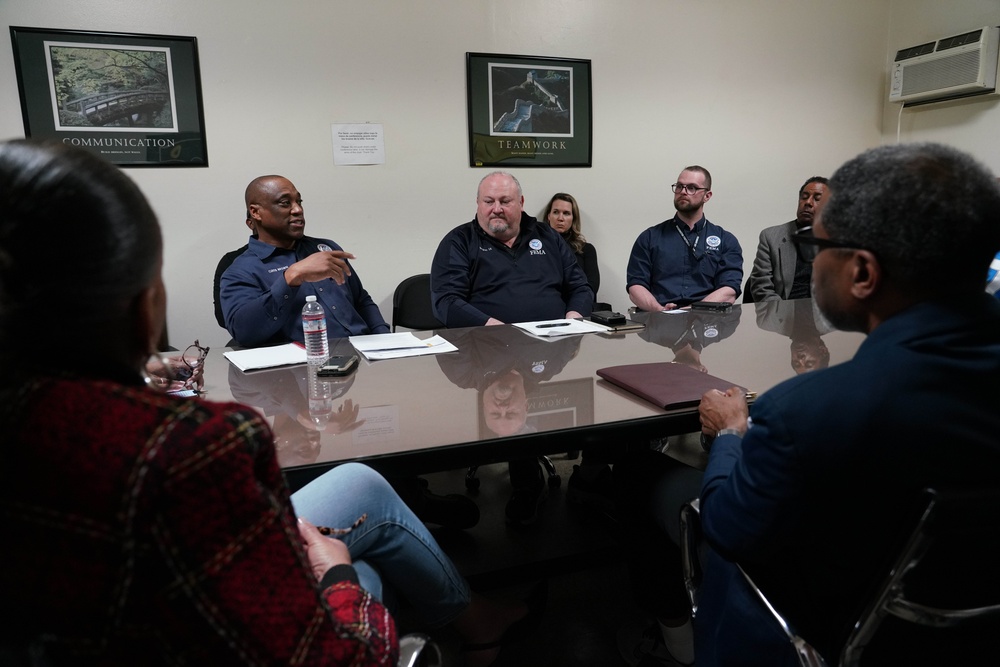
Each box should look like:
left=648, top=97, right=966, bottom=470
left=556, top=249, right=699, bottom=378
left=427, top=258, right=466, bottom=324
left=591, top=310, right=627, bottom=326
left=317, top=354, right=359, bottom=377
left=689, top=301, right=733, bottom=313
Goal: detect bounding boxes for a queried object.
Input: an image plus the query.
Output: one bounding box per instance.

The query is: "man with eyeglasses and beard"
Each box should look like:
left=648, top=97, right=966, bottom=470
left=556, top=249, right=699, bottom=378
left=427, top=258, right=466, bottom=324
left=626, top=166, right=743, bottom=313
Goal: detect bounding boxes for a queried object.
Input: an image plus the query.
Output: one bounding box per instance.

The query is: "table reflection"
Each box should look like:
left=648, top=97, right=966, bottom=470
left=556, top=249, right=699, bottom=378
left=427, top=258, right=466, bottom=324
left=632, top=307, right=743, bottom=373
left=755, top=298, right=834, bottom=374
left=436, top=326, right=591, bottom=439
left=200, top=301, right=866, bottom=480
left=228, top=364, right=361, bottom=467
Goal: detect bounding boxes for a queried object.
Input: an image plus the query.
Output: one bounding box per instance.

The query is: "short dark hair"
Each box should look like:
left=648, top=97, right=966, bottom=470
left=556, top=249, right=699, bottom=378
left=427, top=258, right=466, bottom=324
left=799, top=176, right=828, bottom=194
left=682, top=165, right=712, bottom=190
left=822, top=143, right=1000, bottom=294
left=0, top=140, right=161, bottom=355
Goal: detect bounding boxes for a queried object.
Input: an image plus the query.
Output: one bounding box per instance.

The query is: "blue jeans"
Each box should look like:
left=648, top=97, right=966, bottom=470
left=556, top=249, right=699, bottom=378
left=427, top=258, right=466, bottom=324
left=291, top=462, right=470, bottom=627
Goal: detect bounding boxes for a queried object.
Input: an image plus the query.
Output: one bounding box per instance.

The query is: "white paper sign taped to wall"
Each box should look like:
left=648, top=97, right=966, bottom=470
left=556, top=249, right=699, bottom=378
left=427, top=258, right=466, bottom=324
left=331, top=123, right=385, bottom=165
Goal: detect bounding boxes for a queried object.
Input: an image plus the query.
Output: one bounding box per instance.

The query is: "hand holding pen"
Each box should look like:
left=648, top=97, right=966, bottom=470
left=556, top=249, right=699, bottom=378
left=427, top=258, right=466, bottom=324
left=297, top=517, right=354, bottom=581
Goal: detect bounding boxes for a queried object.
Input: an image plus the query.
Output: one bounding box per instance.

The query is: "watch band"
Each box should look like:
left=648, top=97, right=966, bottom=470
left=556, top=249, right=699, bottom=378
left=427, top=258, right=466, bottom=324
left=716, top=428, right=743, bottom=439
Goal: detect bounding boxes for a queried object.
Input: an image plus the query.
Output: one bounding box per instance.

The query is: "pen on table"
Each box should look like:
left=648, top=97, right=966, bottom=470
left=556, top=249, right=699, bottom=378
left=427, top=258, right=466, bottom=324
left=536, top=322, right=571, bottom=328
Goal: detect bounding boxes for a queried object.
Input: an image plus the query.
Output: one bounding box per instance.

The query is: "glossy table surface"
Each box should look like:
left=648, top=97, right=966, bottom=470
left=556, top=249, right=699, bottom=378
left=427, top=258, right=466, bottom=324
left=200, top=299, right=865, bottom=487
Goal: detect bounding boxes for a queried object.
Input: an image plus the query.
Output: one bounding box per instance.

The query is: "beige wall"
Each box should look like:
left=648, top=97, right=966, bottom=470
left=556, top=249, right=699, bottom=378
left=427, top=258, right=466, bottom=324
left=7, top=0, right=981, bottom=349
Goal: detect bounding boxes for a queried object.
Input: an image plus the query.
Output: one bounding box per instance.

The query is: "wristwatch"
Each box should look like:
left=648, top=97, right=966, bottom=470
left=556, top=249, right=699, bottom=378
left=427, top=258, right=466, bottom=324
left=715, top=428, right=743, bottom=439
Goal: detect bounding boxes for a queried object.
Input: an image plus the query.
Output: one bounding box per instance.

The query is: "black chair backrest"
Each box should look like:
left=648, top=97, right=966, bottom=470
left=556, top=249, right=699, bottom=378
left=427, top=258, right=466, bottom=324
left=742, top=275, right=756, bottom=303
left=214, top=245, right=248, bottom=329
left=392, top=273, right=443, bottom=332
left=841, top=485, right=1000, bottom=666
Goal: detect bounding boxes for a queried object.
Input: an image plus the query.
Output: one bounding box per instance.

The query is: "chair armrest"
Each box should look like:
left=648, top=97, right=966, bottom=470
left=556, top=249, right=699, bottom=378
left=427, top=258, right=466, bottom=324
left=398, top=633, right=441, bottom=667
left=679, top=498, right=702, bottom=617
left=680, top=498, right=827, bottom=667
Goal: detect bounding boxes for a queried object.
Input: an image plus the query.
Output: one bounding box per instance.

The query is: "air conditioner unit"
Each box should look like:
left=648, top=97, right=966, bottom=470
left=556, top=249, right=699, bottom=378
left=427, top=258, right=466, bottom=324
left=889, top=26, right=1000, bottom=105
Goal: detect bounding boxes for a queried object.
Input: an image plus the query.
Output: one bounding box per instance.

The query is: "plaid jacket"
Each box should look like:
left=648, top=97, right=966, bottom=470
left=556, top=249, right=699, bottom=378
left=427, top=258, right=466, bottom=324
left=0, top=372, right=397, bottom=665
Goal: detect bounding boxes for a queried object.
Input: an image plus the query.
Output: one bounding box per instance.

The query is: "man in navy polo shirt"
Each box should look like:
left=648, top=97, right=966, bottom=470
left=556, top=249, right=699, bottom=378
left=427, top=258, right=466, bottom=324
left=430, top=171, right=593, bottom=524
left=219, top=175, right=390, bottom=348
left=221, top=175, right=478, bottom=530
left=627, top=166, right=743, bottom=312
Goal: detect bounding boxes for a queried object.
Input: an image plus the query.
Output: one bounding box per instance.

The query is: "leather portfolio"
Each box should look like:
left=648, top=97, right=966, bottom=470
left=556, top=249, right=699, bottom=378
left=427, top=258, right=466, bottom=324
left=596, top=361, right=746, bottom=410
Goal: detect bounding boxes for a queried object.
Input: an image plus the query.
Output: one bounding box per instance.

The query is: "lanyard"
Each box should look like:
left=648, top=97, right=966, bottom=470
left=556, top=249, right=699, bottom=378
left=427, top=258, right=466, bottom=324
left=674, top=220, right=705, bottom=260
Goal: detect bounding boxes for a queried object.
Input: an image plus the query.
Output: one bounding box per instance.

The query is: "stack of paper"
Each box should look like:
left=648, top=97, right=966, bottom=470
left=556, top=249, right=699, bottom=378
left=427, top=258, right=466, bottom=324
left=512, top=319, right=610, bottom=337
left=349, top=332, right=457, bottom=361
left=223, top=343, right=307, bottom=372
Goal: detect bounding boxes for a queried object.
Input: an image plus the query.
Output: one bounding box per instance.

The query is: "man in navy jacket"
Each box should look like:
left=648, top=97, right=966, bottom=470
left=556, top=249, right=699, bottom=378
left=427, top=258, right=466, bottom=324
left=696, top=143, right=1000, bottom=665
left=430, top=171, right=592, bottom=328
left=430, top=171, right=592, bottom=524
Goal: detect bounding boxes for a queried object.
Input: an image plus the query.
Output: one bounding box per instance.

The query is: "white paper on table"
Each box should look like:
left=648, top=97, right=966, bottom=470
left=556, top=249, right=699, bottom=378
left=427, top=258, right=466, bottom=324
left=349, top=332, right=457, bottom=360
left=223, top=343, right=307, bottom=372
left=512, top=318, right=611, bottom=338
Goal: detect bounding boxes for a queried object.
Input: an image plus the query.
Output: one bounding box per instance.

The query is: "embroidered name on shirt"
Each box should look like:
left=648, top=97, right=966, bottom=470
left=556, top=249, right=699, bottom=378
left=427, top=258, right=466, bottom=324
left=267, top=265, right=290, bottom=274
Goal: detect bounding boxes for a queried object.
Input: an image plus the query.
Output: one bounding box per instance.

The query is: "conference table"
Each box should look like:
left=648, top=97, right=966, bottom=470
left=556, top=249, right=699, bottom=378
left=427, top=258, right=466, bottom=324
left=200, top=299, right=865, bottom=491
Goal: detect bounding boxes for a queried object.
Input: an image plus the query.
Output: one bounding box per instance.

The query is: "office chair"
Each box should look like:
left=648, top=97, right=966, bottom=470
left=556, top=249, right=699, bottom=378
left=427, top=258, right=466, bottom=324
left=213, top=245, right=248, bottom=347
left=742, top=276, right=756, bottom=303
left=399, top=633, right=441, bottom=667
left=464, top=457, right=561, bottom=491
left=680, top=486, right=1000, bottom=667
left=392, top=273, right=443, bottom=332
left=680, top=497, right=830, bottom=666
left=839, top=486, right=1000, bottom=666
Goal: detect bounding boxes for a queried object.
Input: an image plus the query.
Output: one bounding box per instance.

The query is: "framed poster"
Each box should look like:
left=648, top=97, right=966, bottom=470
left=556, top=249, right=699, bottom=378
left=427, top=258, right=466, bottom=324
left=466, top=52, right=592, bottom=168
left=9, top=26, right=209, bottom=167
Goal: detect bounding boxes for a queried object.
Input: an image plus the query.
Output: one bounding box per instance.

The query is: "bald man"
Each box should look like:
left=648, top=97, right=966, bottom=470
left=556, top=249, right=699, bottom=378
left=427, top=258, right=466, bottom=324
left=220, top=175, right=389, bottom=347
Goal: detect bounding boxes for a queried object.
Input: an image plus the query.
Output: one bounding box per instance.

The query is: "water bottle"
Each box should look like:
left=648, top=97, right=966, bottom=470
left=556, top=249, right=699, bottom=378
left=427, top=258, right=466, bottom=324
left=302, top=295, right=329, bottom=364
left=306, top=366, right=334, bottom=430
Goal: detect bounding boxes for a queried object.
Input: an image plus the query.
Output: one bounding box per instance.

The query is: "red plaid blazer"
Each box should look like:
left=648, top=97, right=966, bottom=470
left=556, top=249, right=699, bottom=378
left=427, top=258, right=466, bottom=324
left=0, top=373, right=397, bottom=665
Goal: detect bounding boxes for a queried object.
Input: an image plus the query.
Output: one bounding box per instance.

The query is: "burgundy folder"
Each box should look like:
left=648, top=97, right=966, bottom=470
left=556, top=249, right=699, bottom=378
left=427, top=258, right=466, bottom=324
left=596, top=362, right=746, bottom=410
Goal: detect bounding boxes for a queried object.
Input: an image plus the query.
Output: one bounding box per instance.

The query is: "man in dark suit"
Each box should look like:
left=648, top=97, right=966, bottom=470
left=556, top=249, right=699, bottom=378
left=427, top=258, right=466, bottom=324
left=696, top=143, right=1000, bottom=665
left=747, top=177, right=828, bottom=302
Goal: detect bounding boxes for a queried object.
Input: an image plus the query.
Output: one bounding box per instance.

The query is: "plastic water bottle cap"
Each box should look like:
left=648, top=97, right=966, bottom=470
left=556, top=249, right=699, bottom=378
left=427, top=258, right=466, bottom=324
left=306, top=295, right=317, bottom=302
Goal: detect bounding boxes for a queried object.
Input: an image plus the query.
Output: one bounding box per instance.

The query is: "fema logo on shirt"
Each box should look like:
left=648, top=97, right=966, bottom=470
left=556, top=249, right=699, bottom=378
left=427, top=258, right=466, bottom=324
left=704, top=326, right=719, bottom=338
left=317, top=244, right=333, bottom=253
left=706, top=235, right=721, bottom=250
left=529, top=239, right=546, bottom=255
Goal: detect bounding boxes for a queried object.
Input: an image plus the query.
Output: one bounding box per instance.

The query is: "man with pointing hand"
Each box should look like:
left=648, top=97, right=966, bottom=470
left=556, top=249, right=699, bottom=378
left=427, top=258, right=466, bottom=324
left=220, top=175, right=389, bottom=348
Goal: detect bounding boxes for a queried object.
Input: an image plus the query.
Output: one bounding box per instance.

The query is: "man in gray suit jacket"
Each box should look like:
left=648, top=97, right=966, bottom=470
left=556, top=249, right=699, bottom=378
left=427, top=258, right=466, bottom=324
left=747, top=177, right=828, bottom=302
